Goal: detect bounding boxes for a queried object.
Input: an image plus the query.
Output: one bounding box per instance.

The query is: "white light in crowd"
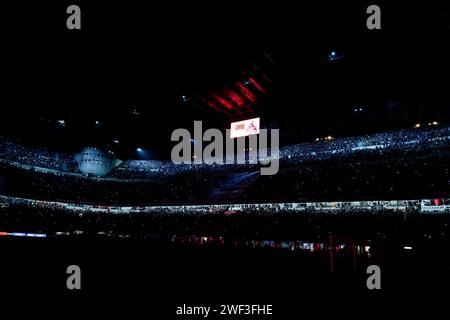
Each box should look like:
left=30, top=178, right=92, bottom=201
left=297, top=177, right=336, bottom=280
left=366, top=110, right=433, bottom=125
left=113, top=139, right=119, bottom=144
left=432, top=121, right=439, bottom=125
left=58, top=120, right=65, bottom=126
left=414, top=123, right=421, bottom=128
left=136, top=148, right=143, bottom=152
left=95, top=120, right=100, bottom=125
left=403, top=246, right=413, bottom=250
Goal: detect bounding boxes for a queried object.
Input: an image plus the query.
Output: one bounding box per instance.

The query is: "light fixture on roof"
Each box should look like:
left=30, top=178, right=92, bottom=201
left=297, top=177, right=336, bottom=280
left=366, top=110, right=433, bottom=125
left=132, top=107, right=142, bottom=116
left=327, top=50, right=343, bottom=62
left=180, top=95, right=190, bottom=104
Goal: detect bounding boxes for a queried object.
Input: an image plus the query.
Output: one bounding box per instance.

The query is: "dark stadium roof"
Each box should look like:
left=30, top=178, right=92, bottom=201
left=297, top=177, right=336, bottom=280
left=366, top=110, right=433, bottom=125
left=1, top=2, right=449, bottom=159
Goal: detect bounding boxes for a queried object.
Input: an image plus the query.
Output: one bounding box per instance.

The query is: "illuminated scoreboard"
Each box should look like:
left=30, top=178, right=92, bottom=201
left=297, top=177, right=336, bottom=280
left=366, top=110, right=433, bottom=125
left=230, top=117, right=260, bottom=139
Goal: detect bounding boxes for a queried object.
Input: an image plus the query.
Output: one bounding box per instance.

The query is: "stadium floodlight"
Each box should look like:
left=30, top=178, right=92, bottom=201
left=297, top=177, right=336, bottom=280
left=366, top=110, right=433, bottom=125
left=132, top=107, right=142, bottom=116
left=180, top=95, right=190, bottom=104
left=414, top=123, right=421, bottom=128
left=327, top=51, right=343, bottom=62
left=432, top=121, right=439, bottom=125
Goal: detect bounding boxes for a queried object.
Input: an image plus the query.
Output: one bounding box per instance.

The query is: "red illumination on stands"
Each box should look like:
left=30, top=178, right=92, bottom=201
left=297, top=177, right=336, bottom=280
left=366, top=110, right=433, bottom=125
left=248, top=77, right=266, bottom=94
left=225, top=89, right=245, bottom=107
left=236, top=82, right=256, bottom=102
left=250, top=63, right=272, bottom=84
left=200, top=96, right=221, bottom=112
left=0, top=232, right=8, bottom=236
left=211, top=93, right=234, bottom=110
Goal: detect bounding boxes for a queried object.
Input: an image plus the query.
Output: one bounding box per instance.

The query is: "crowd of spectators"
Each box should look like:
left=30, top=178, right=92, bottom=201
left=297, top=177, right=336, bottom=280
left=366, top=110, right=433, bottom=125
left=108, top=125, right=450, bottom=179
left=0, top=125, right=449, bottom=205
left=1, top=125, right=449, bottom=181
left=0, top=138, right=78, bottom=173
left=247, top=151, right=450, bottom=202
left=2, top=149, right=448, bottom=205
left=0, top=161, right=232, bottom=205
left=1, top=199, right=449, bottom=244
left=282, top=125, right=450, bottom=164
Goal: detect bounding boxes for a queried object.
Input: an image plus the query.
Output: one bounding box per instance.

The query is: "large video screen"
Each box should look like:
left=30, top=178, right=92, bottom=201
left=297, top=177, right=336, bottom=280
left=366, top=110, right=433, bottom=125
left=230, top=117, right=260, bottom=139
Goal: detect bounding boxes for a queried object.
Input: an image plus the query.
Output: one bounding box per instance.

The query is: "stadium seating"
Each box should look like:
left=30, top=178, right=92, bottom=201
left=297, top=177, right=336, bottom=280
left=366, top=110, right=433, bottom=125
left=0, top=125, right=449, bottom=205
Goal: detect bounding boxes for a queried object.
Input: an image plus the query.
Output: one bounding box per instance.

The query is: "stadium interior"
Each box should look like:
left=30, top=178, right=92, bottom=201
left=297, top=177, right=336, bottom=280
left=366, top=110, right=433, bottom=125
left=1, top=0, right=450, bottom=311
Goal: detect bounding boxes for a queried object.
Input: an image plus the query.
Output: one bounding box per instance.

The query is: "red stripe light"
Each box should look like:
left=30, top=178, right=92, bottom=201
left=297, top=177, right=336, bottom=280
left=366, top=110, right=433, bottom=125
left=236, top=82, right=256, bottom=102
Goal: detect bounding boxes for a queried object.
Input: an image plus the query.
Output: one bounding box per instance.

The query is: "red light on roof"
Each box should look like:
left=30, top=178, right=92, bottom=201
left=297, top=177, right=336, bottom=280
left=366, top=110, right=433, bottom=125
left=236, top=82, right=256, bottom=102
left=225, top=89, right=245, bottom=107
left=248, top=77, right=266, bottom=94
left=211, top=93, right=234, bottom=110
